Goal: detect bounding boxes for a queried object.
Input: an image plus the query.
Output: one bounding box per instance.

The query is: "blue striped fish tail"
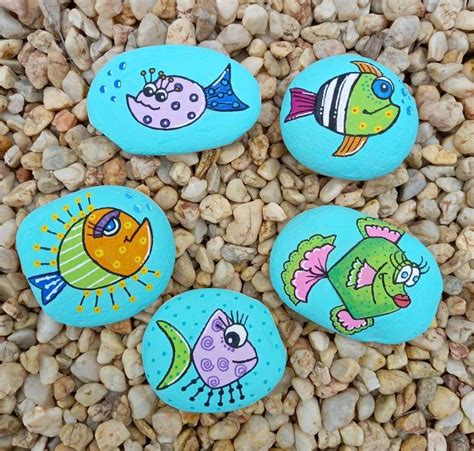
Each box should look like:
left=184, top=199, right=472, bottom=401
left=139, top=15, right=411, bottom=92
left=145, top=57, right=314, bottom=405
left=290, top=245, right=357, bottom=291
left=29, top=271, right=67, bottom=305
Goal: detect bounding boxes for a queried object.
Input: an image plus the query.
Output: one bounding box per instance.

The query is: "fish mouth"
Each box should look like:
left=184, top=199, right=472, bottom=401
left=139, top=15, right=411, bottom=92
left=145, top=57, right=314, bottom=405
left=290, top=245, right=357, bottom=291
left=232, top=357, right=257, bottom=364
left=127, top=94, right=161, bottom=111
left=362, top=104, right=393, bottom=115
left=393, top=294, right=411, bottom=308
left=124, top=218, right=151, bottom=244
left=380, top=274, right=411, bottom=309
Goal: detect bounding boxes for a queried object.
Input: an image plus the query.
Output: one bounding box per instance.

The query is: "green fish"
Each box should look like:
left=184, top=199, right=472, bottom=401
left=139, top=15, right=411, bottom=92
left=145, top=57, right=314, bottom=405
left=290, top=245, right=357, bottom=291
left=284, top=61, right=401, bottom=157
left=281, top=218, right=429, bottom=335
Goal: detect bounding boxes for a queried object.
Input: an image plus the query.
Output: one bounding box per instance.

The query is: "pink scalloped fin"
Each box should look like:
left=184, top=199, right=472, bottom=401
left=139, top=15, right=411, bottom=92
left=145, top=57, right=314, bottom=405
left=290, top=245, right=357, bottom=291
left=365, top=225, right=401, bottom=243
left=290, top=244, right=335, bottom=302
left=284, top=88, right=317, bottom=122
left=356, top=262, right=377, bottom=289
left=337, top=309, right=368, bottom=331
left=300, top=244, right=335, bottom=274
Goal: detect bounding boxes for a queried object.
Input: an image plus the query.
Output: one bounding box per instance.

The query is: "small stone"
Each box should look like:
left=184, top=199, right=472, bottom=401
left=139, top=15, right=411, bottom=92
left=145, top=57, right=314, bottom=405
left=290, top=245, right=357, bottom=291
left=242, top=4, right=269, bottom=35
left=377, top=370, right=412, bottom=394
left=199, top=194, right=232, bottom=223
left=23, top=406, right=63, bottom=437
left=95, top=419, right=130, bottom=450
left=75, top=383, right=108, bottom=406
left=100, top=366, right=127, bottom=392
left=59, top=423, right=94, bottom=449
left=295, top=397, right=321, bottom=435
left=128, top=385, right=157, bottom=420
left=330, top=358, right=361, bottom=383
left=428, top=386, right=460, bottom=419
left=321, top=388, right=359, bottom=431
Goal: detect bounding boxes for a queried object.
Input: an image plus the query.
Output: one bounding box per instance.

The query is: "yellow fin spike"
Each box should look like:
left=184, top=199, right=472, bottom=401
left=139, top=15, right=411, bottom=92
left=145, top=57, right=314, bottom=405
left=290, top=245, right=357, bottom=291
left=352, top=61, right=382, bottom=77
left=333, top=136, right=368, bottom=157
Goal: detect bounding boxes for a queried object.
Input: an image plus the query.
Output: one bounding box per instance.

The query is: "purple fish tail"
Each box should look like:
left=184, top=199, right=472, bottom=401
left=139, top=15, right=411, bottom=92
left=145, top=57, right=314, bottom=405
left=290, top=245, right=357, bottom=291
left=284, top=88, right=317, bottom=122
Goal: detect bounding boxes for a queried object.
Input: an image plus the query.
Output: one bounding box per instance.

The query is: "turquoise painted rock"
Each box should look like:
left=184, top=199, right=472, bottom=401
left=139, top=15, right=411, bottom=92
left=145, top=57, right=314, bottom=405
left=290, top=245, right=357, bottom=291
left=142, top=289, right=286, bottom=413
left=17, top=186, right=174, bottom=327
left=88, top=45, right=261, bottom=155
left=280, top=55, right=418, bottom=180
left=269, top=206, right=442, bottom=344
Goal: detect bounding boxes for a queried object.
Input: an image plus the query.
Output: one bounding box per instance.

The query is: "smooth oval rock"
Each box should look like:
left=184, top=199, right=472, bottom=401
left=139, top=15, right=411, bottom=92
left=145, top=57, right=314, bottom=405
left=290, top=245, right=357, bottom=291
left=269, top=206, right=442, bottom=344
left=17, top=186, right=174, bottom=327
left=142, top=289, right=286, bottom=413
left=88, top=45, right=261, bottom=155
left=280, top=55, right=418, bottom=180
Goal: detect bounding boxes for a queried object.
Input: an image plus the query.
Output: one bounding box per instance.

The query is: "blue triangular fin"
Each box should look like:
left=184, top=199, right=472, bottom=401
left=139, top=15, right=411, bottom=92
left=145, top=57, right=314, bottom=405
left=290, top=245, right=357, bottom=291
left=204, top=64, right=249, bottom=112
left=29, top=271, right=67, bottom=305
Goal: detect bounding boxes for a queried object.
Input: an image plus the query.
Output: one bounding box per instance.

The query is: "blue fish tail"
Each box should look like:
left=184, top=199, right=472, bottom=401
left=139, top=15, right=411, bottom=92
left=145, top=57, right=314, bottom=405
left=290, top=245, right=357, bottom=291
left=204, top=64, right=248, bottom=112
left=29, top=271, right=67, bottom=305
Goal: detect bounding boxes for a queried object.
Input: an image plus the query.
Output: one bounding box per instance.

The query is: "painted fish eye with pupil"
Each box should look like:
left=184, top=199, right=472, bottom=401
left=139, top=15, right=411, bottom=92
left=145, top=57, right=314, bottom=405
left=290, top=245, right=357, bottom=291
left=102, top=217, right=120, bottom=237
left=371, top=77, right=394, bottom=99
left=155, top=89, right=168, bottom=102
left=143, top=83, right=156, bottom=97
left=224, top=324, right=248, bottom=348
left=395, top=264, right=420, bottom=287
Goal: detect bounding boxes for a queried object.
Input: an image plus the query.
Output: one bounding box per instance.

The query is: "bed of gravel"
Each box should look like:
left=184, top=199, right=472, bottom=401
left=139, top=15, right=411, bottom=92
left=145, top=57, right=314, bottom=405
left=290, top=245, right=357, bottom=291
left=0, top=0, right=473, bottom=450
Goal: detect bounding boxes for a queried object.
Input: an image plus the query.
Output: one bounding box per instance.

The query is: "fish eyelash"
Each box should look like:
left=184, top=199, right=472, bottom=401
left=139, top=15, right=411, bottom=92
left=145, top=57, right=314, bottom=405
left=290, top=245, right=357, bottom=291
left=228, top=311, right=248, bottom=327
left=416, top=256, right=430, bottom=274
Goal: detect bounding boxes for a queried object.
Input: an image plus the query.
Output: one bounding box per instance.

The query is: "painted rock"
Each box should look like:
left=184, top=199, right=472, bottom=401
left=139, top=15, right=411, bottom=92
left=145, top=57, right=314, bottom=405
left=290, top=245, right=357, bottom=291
left=269, top=206, right=442, bottom=344
left=142, top=289, right=286, bottom=413
left=280, top=55, right=418, bottom=180
left=17, top=186, right=174, bottom=327
left=88, top=45, right=260, bottom=156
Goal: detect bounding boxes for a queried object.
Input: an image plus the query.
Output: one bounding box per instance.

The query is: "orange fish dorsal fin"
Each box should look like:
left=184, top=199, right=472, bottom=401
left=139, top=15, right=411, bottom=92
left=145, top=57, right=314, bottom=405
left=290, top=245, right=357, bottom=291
left=333, top=135, right=368, bottom=157
left=352, top=61, right=382, bottom=77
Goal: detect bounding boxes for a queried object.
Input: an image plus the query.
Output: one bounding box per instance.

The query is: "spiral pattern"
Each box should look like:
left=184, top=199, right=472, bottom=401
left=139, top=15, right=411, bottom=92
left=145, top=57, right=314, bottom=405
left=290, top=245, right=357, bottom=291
left=212, top=318, right=224, bottom=332
left=200, top=335, right=215, bottom=351
left=217, top=357, right=229, bottom=372
left=234, top=364, right=248, bottom=378
left=200, top=358, right=214, bottom=372
left=207, top=376, right=220, bottom=388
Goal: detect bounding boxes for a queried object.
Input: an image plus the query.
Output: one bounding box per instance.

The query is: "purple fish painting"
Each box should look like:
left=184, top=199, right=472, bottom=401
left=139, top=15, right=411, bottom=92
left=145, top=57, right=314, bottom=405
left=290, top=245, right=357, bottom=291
left=156, top=309, right=258, bottom=407
left=126, top=64, right=248, bottom=131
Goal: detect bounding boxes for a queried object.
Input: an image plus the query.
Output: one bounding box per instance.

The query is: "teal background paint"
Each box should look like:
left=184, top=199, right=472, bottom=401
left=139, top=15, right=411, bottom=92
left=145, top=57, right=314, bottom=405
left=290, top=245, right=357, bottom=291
left=142, top=289, right=286, bottom=413
left=17, top=186, right=175, bottom=327
left=280, top=55, right=419, bottom=181
left=88, top=45, right=261, bottom=155
left=269, top=206, right=443, bottom=344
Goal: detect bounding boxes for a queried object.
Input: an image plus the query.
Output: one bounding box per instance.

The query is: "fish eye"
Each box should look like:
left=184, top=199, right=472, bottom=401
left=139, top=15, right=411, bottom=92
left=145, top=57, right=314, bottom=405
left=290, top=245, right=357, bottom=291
left=155, top=89, right=168, bottom=102
left=396, top=265, right=412, bottom=284
left=224, top=324, right=248, bottom=348
left=143, top=83, right=156, bottom=97
left=103, top=217, right=120, bottom=237
left=372, top=77, right=394, bottom=99
left=405, top=267, right=420, bottom=287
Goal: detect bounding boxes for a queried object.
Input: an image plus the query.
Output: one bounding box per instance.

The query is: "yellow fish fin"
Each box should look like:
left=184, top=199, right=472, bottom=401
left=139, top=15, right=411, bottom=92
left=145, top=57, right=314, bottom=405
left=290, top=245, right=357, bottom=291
left=333, top=135, right=368, bottom=157
left=352, top=61, right=382, bottom=77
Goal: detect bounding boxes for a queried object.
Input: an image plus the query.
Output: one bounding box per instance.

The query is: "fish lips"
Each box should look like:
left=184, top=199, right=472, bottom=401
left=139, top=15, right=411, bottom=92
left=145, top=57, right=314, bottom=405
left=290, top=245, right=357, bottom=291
left=393, top=294, right=411, bottom=308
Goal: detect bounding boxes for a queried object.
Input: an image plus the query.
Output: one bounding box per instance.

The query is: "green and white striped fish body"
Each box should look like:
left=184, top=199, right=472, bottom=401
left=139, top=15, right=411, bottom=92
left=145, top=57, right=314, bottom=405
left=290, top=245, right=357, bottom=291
left=58, top=220, right=122, bottom=290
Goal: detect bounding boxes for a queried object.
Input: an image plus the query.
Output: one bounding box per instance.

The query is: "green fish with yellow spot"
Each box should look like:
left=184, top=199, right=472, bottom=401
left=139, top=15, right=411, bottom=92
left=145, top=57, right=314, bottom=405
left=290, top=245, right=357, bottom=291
left=284, top=61, right=401, bottom=157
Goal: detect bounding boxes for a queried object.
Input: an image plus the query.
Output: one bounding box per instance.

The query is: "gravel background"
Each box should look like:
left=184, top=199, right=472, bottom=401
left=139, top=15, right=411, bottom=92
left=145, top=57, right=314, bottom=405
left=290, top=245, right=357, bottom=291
left=0, top=0, right=473, bottom=450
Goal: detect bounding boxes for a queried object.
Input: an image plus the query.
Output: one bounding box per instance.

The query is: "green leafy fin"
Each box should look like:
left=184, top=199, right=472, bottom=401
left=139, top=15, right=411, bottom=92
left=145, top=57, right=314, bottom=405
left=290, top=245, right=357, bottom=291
left=346, top=258, right=363, bottom=287
left=356, top=217, right=404, bottom=243
left=281, top=234, right=336, bottom=305
left=156, top=320, right=191, bottom=390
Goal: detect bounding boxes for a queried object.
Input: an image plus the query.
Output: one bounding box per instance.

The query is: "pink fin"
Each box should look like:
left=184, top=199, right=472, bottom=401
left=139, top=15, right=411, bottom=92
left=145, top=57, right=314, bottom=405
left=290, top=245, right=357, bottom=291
left=337, top=309, right=368, bottom=331
left=365, top=225, right=401, bottom=243
left=292, top=270, right=321, bottom=302
left=285, top=88, right=317, bottom=122
left=356, top=262, right=377, bottom=289
left=290, top=244, right=335, bottom=302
